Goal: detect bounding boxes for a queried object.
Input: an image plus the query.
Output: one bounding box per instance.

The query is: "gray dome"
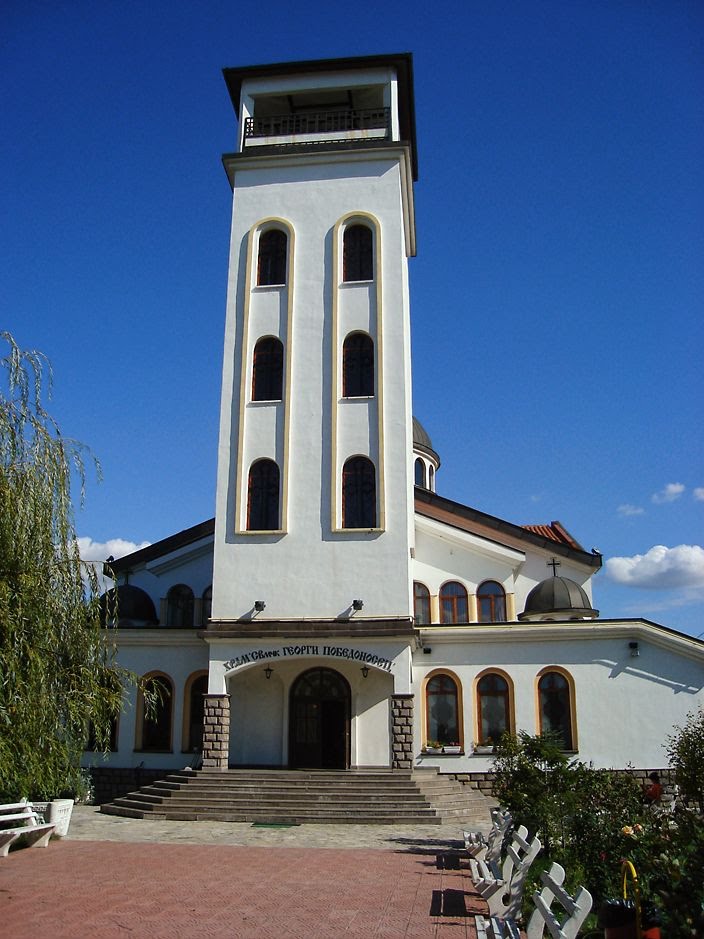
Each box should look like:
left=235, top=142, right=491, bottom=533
left=518, top=575, right=598, bottom=621
left=100, top=584, right=158, bottom=626
left=413, top=417, right=440, bottom=466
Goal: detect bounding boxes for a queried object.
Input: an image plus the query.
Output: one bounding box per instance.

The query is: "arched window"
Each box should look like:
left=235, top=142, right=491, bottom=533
left=476, top=671, right=512, bottom=746
left=252, top=337, right=283, bottom=401
left=428, top=465, right=435, bottom=491
left=342, top=456, right=376, bottom=529
left=477, top=581, right=506, bottom=623
left=414, top=457, right=426, bottom=488
left=167, top=584, right=194, bottom=627
left=414, top=582, right=430, bottom=624
left=425, top=672, right=461, bottom=747
left=342, top=332, right=374, bottom=397
left=183, top=672, right=208, bottom=754
left=439, top=581, right=468, bottom=623
left=538, top=670, right=574, bottom=750
left=343, top=224, right=373, bottom=281
left=257, top=229, right=287, bottom=286
left=201, top=586, right=212, bottom=626
left=138, top=673, right=173, bottom=752
left=247, top=459, right=280, bottom=531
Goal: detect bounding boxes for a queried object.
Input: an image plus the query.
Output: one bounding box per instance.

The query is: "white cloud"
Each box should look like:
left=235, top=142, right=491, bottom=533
left=617, top=504, right=645, bottom=517
left=651, top=482, right=685, bottom=504
left=606, top=544, right=704, bottom=589
left=694, top=488, right=704, bottom=502
left=76, top=536, right=152, bottom=592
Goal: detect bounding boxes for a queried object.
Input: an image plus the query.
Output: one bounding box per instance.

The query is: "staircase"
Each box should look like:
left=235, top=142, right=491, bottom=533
left=100, top=768, right=495, bottom=826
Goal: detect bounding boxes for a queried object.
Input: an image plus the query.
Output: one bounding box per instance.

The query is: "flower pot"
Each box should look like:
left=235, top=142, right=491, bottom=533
left=442, top=746, right=461, bottom=754
left=47, top=799, right=74, bottom=837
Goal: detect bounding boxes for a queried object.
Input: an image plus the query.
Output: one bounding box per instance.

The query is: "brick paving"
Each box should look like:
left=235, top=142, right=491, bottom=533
left=0, top=811, right=489, bottom=938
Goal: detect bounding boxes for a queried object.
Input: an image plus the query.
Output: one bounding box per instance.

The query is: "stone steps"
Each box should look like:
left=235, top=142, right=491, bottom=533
left=100, top=768, right=495, bottom=826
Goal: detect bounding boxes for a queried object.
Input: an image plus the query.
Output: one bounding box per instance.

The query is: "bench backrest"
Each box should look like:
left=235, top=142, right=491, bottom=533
left=0, top=802, right=41, bottom=827
left=526, top=862, right=593, bottom=939
left=499, top=824, right=542, bottom=919
left=486, top=808, right=512, bottom=864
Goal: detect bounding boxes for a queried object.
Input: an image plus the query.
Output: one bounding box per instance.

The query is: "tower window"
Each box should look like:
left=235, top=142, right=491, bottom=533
left=252, top=337, right=284, bottom=401
left=343, top=225, right=373, bottom=282
left=414, top=582, right=430, bottom=624
left=414, top=458, right=426, bottom=488
left=439, top=581, right=468, bottom=623
left=342, top=332, right=374, bottom=397
left=477, top=581, right=507, bottom=623
left=247, top=459, right=280, bottom=530
left=257, top=229, right=287, bottom=286
left=342, top=457, right=376, bottom=528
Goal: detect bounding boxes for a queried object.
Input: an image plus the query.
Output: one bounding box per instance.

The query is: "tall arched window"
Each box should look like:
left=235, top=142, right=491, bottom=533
left=167, top=584, right=194, bottom=627
left=428, top=465, right=435, bottom=491
left=257, top=229, right=287, bottom=285
left=252, top=337, right=283, bottom=401
left=247, top=459, right=280, bottom=530
left=183, top=672, right=208, bottom=755
left=477, top=581, right=506, bottom=623
left=414, top=457, right=426, bottom=488
left=476, top=672, right=512, bottom=746
left=414, top=582, right=431, bottom=624
left=201, top=586, right=212, bottom=626
left=425, top=672, right=461, bottom=747
left=439, top=581, right=469, bottom=623
left=342, top=332, right=374, bottom=397
left=342, top=456, right=376, bottom=528
left=138, top=673, right=173, bottom=752
left=343, top=224, right=373, bottom=281
left=538, top=670, right=574, bottom=750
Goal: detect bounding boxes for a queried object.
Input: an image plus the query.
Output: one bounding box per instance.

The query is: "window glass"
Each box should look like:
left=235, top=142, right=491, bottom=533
left=414, top=582, right=430, bottom=624
left=257, top=229, right=287, bottom=285
left=342, top=333, right=374, bottom=397
left=539, top=672, right=573, bottom=749
left=167, top=584, right=194, bottom=627
left=141, top=675, right=172, bottom=751
left=477, top=673, right=510, bottom=745
left=252, top=337, right=283, bottom=401
left=414, top=458, right=426, bottom=487
left=247, top=459, right=280, bottom=530
left=477, top=581, right=506, bottom=622
left=426, top=674, right=460, bottom=746
left=439, top=581, right=468, bottom=623
left=342, top=457, right=376, bottom=528
left=201, top=586, right=212, bottom=626
left=343, top=224, right=373, bottom=281
left=187, top=674, right=208, bottom=754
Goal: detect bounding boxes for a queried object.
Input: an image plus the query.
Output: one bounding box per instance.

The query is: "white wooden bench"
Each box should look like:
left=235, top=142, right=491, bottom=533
left=463, top=808, right=512, bottom=863
left=475, top=861, right=593, bottom=939
left=0, top=802, right=56, bottom=857
left=469, top=823, right=541, bottom=919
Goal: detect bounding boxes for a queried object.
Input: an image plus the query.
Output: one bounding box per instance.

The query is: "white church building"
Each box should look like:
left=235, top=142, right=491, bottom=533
left=90, top=54, right=703, bottom=797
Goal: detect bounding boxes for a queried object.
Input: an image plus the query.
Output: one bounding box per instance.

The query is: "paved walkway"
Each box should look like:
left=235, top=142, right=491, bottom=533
left=0, top=808, right=489, bottom=937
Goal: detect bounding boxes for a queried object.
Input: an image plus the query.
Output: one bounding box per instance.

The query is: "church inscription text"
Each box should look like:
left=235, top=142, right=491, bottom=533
left=223, top=645, right=393, bottom=673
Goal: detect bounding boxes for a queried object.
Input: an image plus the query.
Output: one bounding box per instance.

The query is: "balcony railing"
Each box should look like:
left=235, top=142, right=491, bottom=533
left=243, top=108, right=391, bottom=144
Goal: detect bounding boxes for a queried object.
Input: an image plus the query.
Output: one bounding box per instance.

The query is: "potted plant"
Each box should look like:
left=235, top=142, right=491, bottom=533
left=424, top=740, right=443, bottom=753
left=473, top=738, right=495, bottom=754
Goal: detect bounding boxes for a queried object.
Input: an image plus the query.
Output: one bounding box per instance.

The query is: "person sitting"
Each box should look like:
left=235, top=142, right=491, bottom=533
left=643, top=772, right=663, bottom=804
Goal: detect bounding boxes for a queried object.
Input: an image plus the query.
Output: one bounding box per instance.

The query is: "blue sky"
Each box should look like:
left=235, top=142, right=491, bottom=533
left=3, top=0, right=703, bottom=636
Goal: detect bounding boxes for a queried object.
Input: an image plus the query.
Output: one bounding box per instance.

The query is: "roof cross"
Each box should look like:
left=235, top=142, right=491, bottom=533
left=548, top=557, right=561, bottom=576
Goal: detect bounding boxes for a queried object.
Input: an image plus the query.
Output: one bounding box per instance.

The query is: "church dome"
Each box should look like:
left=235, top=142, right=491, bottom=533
left=413, top=417, right=440, bottom=466
left=518, top=575, right=598, bottom=621
left=100, top=584, right=158, bottom=626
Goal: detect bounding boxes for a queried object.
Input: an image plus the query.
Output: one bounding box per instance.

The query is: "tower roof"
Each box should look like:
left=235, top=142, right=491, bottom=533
left=413, top=416, right=440, bottom=465
left=518, top=575, right=599, bottom=621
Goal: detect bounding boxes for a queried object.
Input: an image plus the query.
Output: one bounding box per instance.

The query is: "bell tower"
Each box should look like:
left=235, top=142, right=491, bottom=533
left=212, top=54, right=418, bottom=626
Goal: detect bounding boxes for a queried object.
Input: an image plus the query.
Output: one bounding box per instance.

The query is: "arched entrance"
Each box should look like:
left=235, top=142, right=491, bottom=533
left=289, top=667, right=351, bottom=769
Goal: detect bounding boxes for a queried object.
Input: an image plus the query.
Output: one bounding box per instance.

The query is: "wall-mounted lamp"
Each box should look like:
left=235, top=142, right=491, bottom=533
left=423, top=646, right=432, bottom=655
left=352, top=599, right=364, bottom=611
left=254, top=600, right=266, bottom=612
left=361, top=665, right=369, bottom=679
left=629, top=641, right=639, bottom=658
left=264, top=666, right=273, bottom=679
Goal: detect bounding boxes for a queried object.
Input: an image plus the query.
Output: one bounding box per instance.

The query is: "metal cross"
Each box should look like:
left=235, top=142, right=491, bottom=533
left=548, top=558, right=561, bottom=576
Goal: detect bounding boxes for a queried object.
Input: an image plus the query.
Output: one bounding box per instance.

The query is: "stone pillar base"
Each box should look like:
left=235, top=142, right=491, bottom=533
left=201, top=693, right=230, bottom=770
left=391, top=693, right=414, bottom=770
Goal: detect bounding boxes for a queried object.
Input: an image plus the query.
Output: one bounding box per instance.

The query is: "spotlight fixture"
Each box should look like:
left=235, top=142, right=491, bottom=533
left=629, top=641, right=639, bottom=658
left=422, top=646, right=432, bottom=655
left=352, top=599, right=364, bottom=611
left=361, top=665, right=369, bottom=679
left=254, top=600, right=266, bottom=612
left=264, top=666, right=273, bottom=679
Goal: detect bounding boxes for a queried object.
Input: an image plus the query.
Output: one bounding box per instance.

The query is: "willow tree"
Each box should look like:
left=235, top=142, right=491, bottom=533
left=0, top=332, right=124, bottom=800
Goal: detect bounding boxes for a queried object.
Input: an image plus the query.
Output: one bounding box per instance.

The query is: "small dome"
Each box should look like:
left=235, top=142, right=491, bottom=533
left=413, top=417, right=440, bottom=466
left=518, top=575, right=598, bottom=621
left=100, top=584, right=158, bottom=626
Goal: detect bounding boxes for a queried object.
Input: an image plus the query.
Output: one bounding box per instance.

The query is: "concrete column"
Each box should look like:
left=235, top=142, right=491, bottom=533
left=201, top=693, right=230, bottom=770
left=391, top=693, right=414, bottom=770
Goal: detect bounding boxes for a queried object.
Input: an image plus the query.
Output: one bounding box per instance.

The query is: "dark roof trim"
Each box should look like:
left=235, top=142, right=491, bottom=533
left=414, top=488, right=602, bottom=570
left=108, top=518, right=215, bottom=574
left=222, top=53, right=417, bottom=181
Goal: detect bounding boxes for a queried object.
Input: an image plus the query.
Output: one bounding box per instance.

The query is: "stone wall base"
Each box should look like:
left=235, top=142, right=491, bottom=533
left=444, top=767, right=676, bottom=800
left=88, top=766, right=170, bottom=805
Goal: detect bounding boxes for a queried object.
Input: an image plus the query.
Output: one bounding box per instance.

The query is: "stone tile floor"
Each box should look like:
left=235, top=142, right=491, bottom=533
left=0, top=807, right=490, bottom=937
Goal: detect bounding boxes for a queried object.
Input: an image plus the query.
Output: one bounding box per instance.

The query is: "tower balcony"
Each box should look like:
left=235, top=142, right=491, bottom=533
left=242, top=107, right=391, bottom=151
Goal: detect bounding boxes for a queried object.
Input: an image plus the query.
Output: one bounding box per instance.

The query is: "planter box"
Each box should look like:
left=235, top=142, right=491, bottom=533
left=47, top=799, right=74, bottom=837
left=442, top=746, right=462, bottom=754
